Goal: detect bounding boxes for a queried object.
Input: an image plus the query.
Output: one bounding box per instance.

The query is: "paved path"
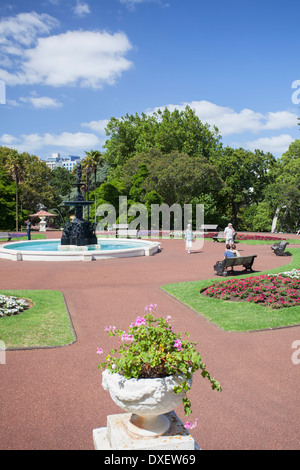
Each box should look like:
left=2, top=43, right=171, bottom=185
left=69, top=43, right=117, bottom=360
left=0, top=235, right=299, bottom=450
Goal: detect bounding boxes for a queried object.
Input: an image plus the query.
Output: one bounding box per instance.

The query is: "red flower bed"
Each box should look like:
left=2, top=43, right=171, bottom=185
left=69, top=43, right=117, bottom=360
left=202, top=275, right=300, bottom=309
left=236, top=234, right=285, bottom=241
left=204, top=233, right=285, bottom=241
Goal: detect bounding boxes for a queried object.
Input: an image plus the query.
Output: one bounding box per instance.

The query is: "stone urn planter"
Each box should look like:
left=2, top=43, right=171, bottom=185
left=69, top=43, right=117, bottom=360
left=102, top=369, right=193, bottom=437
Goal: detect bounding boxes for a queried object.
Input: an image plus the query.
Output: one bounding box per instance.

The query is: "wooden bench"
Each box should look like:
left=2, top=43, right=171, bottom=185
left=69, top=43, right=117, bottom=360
left=112, top=224, right=138, bottom=239
left=271, top=240, right=291, bottom=256
left=200, top=224, right=218, bottom=232
left=0, top=232, right=12, bottom=242
left=212, top=231, right=237, bottom=243
left=214, top=255, right=257, bottom=276
left=212, top=231, right=225, bottom=242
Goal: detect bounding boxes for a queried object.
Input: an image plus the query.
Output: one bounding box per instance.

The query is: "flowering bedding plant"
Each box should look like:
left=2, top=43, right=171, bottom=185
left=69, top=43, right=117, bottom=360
left=98, top=304, right=222, bottom=428
left=206, top=233, right=284, bottom=241
left=202, top=273, right=300, bottom=309
left=273, top=268, right=300, bottom=279
left=0, top=295, right=29, bottom=317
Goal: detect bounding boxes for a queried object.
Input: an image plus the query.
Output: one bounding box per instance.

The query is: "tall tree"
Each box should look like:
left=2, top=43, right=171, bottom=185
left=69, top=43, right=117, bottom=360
left=20, top=156, right=56, bottom=214
left=104, top=106, right=222, bottom=174
left=4, top=150, right=27, bottom=231
left=211, top=147, right=276, bottom=228
left=82, top=150, right=105, bottom=222
left=264, top=140, right=300, bottom=232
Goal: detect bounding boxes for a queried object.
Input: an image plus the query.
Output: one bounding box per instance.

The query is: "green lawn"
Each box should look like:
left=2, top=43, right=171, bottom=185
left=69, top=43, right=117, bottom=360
left=239, top=238, right=300, bottom=245
left=0, top=290, right=76, bottom=349
left=162, top=247, right=300, bottom=332
left=0, top=233, right=47, bottom=242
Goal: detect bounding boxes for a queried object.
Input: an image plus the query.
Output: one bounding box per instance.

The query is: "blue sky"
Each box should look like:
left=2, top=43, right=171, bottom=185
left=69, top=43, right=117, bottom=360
left=0, top=0, right=299, bottom=160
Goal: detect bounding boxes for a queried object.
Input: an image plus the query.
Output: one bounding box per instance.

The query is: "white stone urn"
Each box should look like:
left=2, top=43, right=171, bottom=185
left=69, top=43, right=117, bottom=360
left=39, top=216, right=47, bottom=232
left=102, top=369, right=192, bottom=437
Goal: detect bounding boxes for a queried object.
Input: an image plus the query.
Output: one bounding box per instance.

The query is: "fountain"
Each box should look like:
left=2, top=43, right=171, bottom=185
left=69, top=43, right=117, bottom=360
left=0, top=163, right=161, bottom=261
left=60, top=164, right=98, bottom=248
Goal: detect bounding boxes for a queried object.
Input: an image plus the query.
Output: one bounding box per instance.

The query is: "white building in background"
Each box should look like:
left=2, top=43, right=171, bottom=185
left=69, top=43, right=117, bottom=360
left=45, top=153, right=82, bottom=171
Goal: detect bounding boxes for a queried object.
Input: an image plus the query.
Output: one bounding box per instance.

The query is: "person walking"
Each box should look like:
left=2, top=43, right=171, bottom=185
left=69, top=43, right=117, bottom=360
left=25, top=219, right=31, bottom=240
left=185, top=223, right=194, bottom=254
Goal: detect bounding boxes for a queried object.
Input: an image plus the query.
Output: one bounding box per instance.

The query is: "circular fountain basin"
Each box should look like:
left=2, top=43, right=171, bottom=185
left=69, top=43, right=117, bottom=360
left=0, top=238, right=161, bottom=262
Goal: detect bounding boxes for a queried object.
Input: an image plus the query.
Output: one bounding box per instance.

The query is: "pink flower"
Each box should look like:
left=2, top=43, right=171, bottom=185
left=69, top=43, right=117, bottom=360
left=144, top=303, right=157, bottom=313
left=184, top=418, right=198, bottom=430
left=174, top=338, right=182, bottom=352
left=166, top=315, right=171, bottom=322
left=130, top=316, right=146, bottom=327
left=120, top=333, right=133, bottom=342
left=104, top=325, right=116, bottom=332
left=97, top=348, right=104, bottom=355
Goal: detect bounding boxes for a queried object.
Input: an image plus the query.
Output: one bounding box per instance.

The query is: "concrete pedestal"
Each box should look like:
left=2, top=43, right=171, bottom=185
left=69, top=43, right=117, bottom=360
left=93, top=412, right=200, bottom=451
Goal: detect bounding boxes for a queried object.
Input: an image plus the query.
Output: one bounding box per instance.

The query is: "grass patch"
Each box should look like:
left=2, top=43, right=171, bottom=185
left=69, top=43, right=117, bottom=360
left=238, top=238, right=300, bottom=245
left=162, top=248, right=300, bottom=332
left=0, top=233, right=47, bottom=242
left=0, top=290, right=76, bottom=349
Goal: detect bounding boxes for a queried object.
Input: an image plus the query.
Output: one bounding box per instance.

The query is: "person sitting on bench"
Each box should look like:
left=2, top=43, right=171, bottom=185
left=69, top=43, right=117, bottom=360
left=230, top=244, right=241, bottom=257
left=224, top=244, right=235, bottom=272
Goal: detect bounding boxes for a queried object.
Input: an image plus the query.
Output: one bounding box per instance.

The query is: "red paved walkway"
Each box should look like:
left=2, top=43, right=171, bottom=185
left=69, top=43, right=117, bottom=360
left=0, top=234, right=299, bottom=450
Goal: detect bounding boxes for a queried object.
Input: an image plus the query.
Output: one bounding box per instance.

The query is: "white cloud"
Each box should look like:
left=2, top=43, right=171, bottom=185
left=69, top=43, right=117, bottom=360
left=245, top=134, right=294, bottom=155
left=0, top=131, right=100, bottom=154
left=147, top=100, right=298, bottom=136
left=81, top=119, right=109, bottom=134
left=120, top=0, right=166, bottom=8
left=0, top=12, right=59, bottom=47
left=0, top=28, right=133, bottom=89
left=73, top=1, right=91, bottom=17
left=20, top=96, right=63, bottom=109
left=0, top=133, right=18, bottom=145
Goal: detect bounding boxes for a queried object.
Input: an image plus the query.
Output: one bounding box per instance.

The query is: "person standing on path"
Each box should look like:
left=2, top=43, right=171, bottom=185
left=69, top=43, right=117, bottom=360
left=185, top=223, right=194, bottom=254
left=25, top=219, right=31, bottom=240
left=224, top=223, right=235, bottom=246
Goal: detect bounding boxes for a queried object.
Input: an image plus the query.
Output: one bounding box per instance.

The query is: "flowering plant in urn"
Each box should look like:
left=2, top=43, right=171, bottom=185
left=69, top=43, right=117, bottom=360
left=98, top=304, right=222, bottom=431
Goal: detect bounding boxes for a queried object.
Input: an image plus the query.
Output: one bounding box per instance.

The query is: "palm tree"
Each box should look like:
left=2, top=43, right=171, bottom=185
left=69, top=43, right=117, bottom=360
left=82, top=150, right=105, bottom=223
left=5, top=151, right=26, bottom=232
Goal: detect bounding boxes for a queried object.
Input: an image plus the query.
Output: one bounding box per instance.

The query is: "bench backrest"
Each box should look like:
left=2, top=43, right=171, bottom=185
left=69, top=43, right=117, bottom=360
left=112, top=224, right=129, bottom=229
left=223, top=255, right=256, bottom=267
left=0, top=232, right=9, bottom=237
left=200, top=224, right=218, bottom=230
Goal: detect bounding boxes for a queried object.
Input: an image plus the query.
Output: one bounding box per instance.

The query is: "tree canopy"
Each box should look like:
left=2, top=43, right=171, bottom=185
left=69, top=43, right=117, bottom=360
left=0, top=111, right=299, bottom=233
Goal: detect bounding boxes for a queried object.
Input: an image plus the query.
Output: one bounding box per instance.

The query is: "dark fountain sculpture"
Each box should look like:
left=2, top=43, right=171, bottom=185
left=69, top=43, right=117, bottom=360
left=61, top=164, right=98, bottom=247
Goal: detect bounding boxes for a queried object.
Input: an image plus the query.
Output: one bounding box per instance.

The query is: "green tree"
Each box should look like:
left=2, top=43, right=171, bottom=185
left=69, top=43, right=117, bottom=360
left=104, top=106, right=222, bottom=174
left=121, top=149, right=223, bottom=206
left=264, top=140, right=300, bottom=232
left=4, top=149, right=27, bottom=231
left=20, top=156, right=57, bottom=214
left=211, top=147, right=276, bottom=228
left=82, top=150, right=105, bottom=222
left=129, top=163, right=149, bottom=202
left=0, top=167, right=16, bottom=229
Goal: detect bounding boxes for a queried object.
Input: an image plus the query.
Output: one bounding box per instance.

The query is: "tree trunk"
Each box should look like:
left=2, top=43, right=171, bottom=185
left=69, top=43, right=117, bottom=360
left=15, top=179, right=18, bottom=232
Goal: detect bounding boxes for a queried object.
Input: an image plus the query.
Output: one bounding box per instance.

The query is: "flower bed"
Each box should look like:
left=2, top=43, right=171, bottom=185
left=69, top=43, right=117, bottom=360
left=0, top=295, right=29, bottom=317
left=202, top=273, right=300, bottom=309
left=204, top=233, right=285, bottom=241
